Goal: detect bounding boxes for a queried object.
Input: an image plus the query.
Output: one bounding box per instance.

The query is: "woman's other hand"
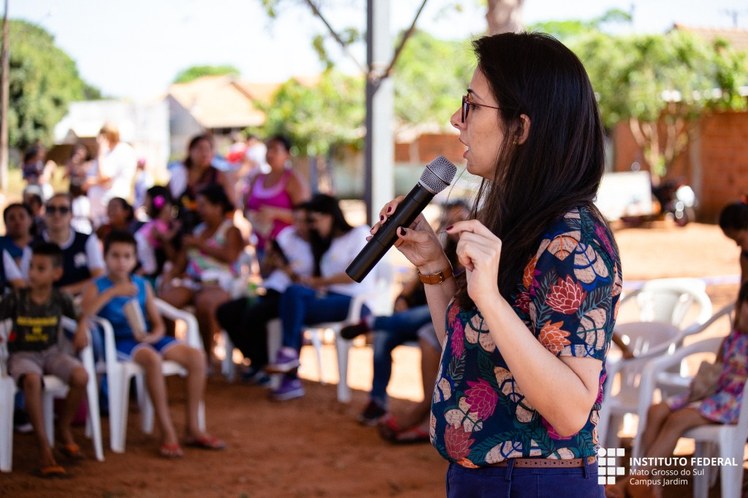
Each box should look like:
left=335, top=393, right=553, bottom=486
left=445, top=220, right=503, bottom=306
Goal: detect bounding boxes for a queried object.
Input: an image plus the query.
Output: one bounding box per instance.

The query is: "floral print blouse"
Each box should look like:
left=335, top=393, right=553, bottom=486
left=430, top=207, right=623, bottom=467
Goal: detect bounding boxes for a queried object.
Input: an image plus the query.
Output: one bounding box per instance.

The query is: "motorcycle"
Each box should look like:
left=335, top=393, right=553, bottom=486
left=652, top=180, right=697, bottom=227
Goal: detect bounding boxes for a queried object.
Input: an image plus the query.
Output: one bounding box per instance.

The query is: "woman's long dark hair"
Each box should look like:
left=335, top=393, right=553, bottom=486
left=457, top=32, right=609, bottom=307
left=305, top=193, right=353, bottom=276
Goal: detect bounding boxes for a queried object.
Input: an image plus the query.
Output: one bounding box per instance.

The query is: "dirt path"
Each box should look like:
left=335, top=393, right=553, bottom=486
left=2, top=222, right=744, bottom=497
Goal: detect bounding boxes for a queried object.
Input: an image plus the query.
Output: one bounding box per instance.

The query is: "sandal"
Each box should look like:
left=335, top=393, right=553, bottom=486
left=58, top=442, right=85, bottom=461
left=377, top=414, right=403, bottom=441
left=159, top=442, right=184, bottom=458
left=391, top=426, right=429, bottom=444
left=183, top=434, right=226, bottom=450
left=37, top=464, right=67, bottom=479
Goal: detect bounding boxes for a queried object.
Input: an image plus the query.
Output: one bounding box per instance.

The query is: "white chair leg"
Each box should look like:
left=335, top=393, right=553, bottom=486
left=220, top=331, right=235, bottom=382
left=334, top=331, right=352, bottom=403
left=692, top=441, right=710, bottom=498
left=720, top=463, right=741, bottom=498
left=109, top=371, right=130, bottom=453
left=0, top=379, right=16, bottom=472
left=85, top=373, right=104, bottom=461
left=308, top=329, right=324, bottom=384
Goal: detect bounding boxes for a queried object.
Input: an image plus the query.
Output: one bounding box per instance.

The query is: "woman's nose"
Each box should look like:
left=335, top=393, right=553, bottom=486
left=449, top=108, right=463, bottom=130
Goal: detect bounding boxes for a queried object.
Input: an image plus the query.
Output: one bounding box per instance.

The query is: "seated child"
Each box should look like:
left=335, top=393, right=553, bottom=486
left=607, top=280, right=748, bottom=498
left=134, top=186, right=180, bottom=285
left=1, top=242, right=88, bottom=477
left=81, top=230, right=224, bottom=458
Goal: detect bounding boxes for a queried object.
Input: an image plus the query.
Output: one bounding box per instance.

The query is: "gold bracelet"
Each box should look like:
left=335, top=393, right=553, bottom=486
left=417, top=265, right=453, bottom=285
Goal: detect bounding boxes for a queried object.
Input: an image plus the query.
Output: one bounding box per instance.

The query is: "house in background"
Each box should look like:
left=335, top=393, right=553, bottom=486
left=53, top=98, right=170, bottom=179
left=166, top=75, right=279, bottom=158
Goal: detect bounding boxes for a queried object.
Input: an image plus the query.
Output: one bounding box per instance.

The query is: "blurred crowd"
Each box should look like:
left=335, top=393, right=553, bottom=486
left=0, top=123, right=469, bottom=475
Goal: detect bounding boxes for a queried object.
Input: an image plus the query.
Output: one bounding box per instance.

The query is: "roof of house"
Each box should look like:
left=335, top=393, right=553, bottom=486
left=168, top=75, right=281, bottom=129
left=673, top=24, right=748, bottom=53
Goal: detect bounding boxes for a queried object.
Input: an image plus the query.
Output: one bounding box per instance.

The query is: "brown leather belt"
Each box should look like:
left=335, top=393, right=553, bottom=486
left=489, top=456, right=597, bottom=468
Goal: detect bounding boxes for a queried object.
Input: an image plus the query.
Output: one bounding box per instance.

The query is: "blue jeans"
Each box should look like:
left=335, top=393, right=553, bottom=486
left=370, top=305, right=432, bottom=404
left=446, top=461, right=603, bottom=498
left=279, top=284, right=364, bottom=351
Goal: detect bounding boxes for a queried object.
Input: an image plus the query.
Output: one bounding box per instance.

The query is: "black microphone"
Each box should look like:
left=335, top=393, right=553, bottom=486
left=346, top=156, right=457, bottom=283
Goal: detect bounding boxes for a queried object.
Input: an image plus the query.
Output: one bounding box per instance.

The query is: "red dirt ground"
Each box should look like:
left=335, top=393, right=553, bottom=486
left=1, top=222, right=745, bottom=497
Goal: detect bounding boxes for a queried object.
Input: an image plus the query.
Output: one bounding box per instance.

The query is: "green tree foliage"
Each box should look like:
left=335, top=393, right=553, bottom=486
left=572, top=29, right=748, bottom=178
left=260, top=71, right=365, bottom=157
left=173, top=65, right=241, bottom=84
left=392, top=30, right=475, bottom=129
left=6, top=20, right=100, bottom=152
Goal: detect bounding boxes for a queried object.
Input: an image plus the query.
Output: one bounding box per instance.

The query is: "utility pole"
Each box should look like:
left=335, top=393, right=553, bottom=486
left=364, top=0, right=394, bottom=226
left=0, top=0, right=9, bottom=192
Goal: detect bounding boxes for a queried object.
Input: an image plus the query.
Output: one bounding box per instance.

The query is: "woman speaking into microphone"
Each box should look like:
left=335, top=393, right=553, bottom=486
left=372, top=32, right=622, bottom=497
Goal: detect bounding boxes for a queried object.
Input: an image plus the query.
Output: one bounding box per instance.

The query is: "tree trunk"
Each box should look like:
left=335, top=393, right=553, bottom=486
left=485, top=0, right=525, bottom=35
left=0, top=0, right=9, bottom=192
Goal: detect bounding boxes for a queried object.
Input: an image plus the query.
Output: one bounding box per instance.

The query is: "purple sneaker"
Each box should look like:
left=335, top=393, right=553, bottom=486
left=265, top=347, right=300, bottom=374
left=271, top=377, right=305, bottom=401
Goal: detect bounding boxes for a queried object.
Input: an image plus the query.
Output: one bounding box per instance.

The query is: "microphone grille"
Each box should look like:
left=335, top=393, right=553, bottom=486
left=419, top=156, right=458, bottom=194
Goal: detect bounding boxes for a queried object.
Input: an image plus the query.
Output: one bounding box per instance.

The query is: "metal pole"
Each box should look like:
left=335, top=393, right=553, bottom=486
left=364, top=0, right=393, bottom=226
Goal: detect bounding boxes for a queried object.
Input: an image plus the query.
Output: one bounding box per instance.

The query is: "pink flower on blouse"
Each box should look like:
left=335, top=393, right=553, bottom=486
left=445, top=425, right=473, bottom=461
left=546, top=276, right=586, bottom=314
left=465, top=379, right=499, bottom=420
left=514, top=291, right=531, bottom=314
left=451, top=319, right=465, bottom=358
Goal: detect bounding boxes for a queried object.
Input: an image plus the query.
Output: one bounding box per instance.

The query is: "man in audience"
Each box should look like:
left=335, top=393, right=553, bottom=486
left=13, top=193, right=104, bottom=296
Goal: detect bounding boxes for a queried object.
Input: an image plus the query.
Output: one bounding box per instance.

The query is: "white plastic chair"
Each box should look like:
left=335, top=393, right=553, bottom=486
left=97, top=298, right=205, bottom=453
left=619, top=277, right=713, bottom=332
left=306, top=259, right=394, bottom=403
left=0, top=317, right=104, bottom=472
left=597, top=321, right=684, bottom=448
left=223, top=260, right=394, bottom=402
left=635, top=335, right=747, bottom=498
left=599, top=277, right=716, bottom=447
left=630, top=303, right=735, bottom=458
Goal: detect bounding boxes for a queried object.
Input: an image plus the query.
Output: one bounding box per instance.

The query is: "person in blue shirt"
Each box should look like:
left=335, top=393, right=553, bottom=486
left=81, top=230, right=225, bottom=458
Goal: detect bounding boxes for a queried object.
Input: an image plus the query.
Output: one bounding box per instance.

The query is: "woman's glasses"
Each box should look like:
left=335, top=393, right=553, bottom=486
left=461, top=93, right=502, bottom=124
left=45, top=205, right=71, bottom=215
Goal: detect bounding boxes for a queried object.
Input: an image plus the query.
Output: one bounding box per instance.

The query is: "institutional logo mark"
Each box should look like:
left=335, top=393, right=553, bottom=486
left=598, top=447, right=626, bottom=485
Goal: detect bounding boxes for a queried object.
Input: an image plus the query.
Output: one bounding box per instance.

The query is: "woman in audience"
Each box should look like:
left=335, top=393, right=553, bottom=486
left=266, top=193, right=374, bottom=401
left=159, top=184, right=243, bottom=364
left=86, top=123, right=137, bottom=227
left=96, top=197, right=138, bottom=241
left=215, top=203, right=314, bottom=382
left=719, top=197, right=748, bottom=285
left=169, top=133, right=233, bottom=235
left=243, top=135, right=309, bottom=260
